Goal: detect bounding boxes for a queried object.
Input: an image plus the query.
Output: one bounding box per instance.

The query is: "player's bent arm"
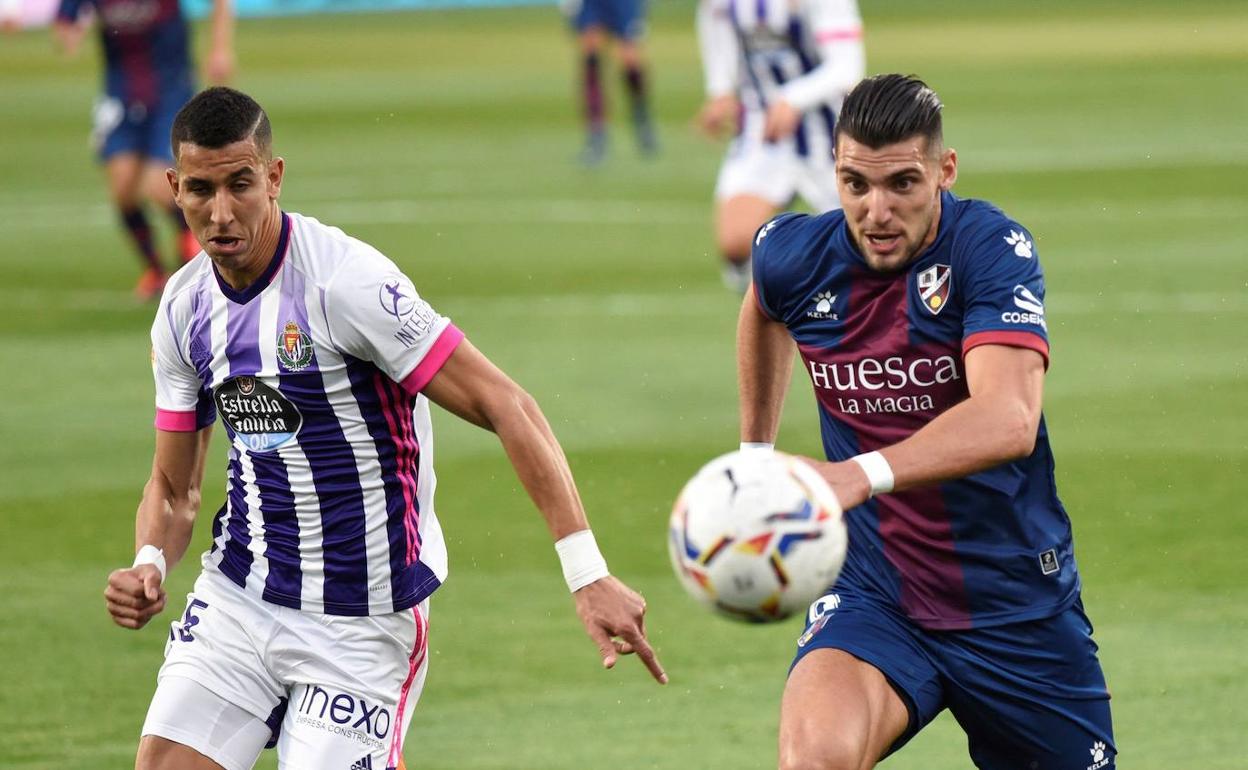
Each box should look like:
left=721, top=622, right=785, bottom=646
left=820, top=345, right=1045, bottom=510
left=137, top=427, right=213, bottom=570
left=105, top=427, right=211, bottom=630
left=421, top=340, right=668, bottom=684
left=738, top=290, right=796, bottom=445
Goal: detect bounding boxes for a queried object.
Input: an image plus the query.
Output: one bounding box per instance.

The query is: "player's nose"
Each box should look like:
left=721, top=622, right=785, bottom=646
left=865, top=189, right=893, bottom=224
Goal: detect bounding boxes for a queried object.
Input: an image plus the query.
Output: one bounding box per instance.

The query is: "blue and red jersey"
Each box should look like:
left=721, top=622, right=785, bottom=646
left=752, top=191, right=1080, bottom=630
left=58, top=0, right=193, bottom=108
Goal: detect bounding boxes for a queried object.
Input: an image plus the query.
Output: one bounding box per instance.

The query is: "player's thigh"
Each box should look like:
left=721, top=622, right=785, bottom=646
left=782, top=592, right=944, bottom=769
left=106, top=153, right=146, bottom=208
left=942, top=602, right=1115, bottom=770
left=273, top=601, right=429, bottom=769
left=780, top=648, right=910, bottom=770
left=149, top=572, right=288, bottom=742
left=714, top=194, right=779, bottom=261
left=142, top=161, right=175, bottom=208
left=138, top=677, right=271, bottom=770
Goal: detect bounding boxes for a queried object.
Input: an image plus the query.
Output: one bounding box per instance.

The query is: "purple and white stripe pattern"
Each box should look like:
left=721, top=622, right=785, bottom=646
left=152, top=213, right=458, bottom=616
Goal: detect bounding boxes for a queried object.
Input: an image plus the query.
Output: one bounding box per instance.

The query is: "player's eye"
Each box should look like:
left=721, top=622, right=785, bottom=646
left=842, top=179, right=867, bottom=194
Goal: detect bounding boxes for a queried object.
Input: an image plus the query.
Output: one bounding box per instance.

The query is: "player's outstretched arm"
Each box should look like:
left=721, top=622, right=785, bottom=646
left=104, top=427, right=212, bottom=630
left=422, top=340, right=667, bottom=684
left=812, top=344, right=1046, bottom=511
left=204, top=0, right=235, bottom=84
left=737, top=289, right=796, bottom=446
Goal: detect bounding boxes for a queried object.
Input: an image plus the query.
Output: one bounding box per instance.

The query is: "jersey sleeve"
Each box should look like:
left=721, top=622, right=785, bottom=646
left=151, top=299, right=215, bottom=432
left=326, top=251, right=464, bottom=397
left=697, top=0, right=740, bottom=98
left=750, top=212, right=813, bottom=324
left=957, top=216, right=1051, bottom=367
left=781, top=0, right=865, bottom=111
left=56, top=0, right=87, bottom=22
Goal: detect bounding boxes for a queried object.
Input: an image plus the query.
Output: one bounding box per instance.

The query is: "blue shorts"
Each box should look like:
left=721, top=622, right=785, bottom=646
left=793, top=590, right=1116, bottom=769
left=93, top=88, right=192, bottom=163
left=570, top=0, right=646, bottom=40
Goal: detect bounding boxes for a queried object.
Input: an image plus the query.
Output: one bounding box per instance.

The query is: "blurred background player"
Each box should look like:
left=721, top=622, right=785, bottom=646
left=563, top=0, right=657, bottom=165
left=740, top=74, right=1115, bottom=769
left=53, top=0, right=234, bottom=300
left=695, top=0, right=864, bottom=292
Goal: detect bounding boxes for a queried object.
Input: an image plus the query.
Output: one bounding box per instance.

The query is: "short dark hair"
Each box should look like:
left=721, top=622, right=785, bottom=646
left=835, top=74, right=943, bottom=153
left=170, top=87, right=272, bottom=160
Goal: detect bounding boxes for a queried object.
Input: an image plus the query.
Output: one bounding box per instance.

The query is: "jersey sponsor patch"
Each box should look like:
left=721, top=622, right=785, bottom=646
left=917, top=263, right=951, bottom=315
left=378, top=274, right=438, bottom=349
left=1004, top=229, right=1034, bottom=258
left=214, top=376, right=303, bottom=452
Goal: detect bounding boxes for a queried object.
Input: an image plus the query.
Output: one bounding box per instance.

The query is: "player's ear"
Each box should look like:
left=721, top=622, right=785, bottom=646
left=267, top=157, right=285, bottom=200
left=938, top=147, right=958, bottom=191
left=166, top=167, right=180, bottom=201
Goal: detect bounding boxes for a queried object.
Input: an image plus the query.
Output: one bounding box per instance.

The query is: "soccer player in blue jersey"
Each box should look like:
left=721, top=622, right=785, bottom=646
left=738, top=74, right=1115, bottom=769
left=103, top=87, right=665, bottom=770
left=54, top=0, right=233, bottom=300
left=696, top=0, right=865, bottom=293
left=563, top=0, right=657, bottom=165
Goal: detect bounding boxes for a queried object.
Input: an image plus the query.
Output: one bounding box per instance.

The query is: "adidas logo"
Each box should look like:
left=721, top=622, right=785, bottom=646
left=349, top=755, right=374, bottom=770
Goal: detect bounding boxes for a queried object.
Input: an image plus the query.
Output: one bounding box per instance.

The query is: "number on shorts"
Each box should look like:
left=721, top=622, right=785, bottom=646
left=170, top=598, right=209, bottom=643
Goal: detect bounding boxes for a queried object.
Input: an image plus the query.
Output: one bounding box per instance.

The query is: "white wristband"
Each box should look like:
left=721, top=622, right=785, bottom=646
left=850, top=451, right=895, bottom=496
left=554, top=529, right=610, bottom=593
left=132, top=544, right=167, bottom=582
left=739, top=442, right=775, bottom=452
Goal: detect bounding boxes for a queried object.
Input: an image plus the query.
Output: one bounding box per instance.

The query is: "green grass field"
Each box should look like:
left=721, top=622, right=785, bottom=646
left=2, top=1, right=1246, bottom=767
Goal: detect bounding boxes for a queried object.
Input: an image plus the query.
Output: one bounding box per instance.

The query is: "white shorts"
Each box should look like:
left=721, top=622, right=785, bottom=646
left=141, top=569, right=429, bottom=770
left=714, top=112, right=841, bottom=212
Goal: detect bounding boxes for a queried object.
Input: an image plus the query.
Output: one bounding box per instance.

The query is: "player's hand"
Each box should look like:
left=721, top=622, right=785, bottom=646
left=800, top=457, right=872, bottom=512
left=572, top=576, right=667, bottom=685
left=763, top=99, right=801, bottom=142
left=205, top=47, right=234, bottom=85
left=52, top=19, right=87, bottom=56
left=104, top=564, right=167, bottom=630
left=696, top=94, right=740, bottom=140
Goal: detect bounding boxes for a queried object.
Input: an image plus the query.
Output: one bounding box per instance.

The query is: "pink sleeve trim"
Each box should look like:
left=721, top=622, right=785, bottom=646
left=400, top=323, right=465, bottom=396
left=815, top=27, right=863, bottom=44
left=962, top=331, right=1050, bottom=369
left=155, top=409, right=198, bottom=432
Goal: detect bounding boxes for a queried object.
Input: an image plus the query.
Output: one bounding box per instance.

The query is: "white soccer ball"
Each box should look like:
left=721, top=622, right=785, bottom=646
left=668, top=449, right=846, bottom=623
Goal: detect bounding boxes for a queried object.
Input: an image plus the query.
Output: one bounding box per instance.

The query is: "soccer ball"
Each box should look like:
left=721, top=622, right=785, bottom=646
left=667, top=450, right=846, bottom=623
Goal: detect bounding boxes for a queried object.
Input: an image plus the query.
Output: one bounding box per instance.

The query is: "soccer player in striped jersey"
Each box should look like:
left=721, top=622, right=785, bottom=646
left=696, top=0, right=864, bottom=292
left=53, top=0, right=233, bottom=299
left=739, top=75, right=1115, bottom=768
left=104, top=87, right=665, bottom=770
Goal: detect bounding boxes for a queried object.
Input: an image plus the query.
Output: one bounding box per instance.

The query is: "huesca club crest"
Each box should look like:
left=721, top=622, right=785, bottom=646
left=276, top=321, right=314, bottom=372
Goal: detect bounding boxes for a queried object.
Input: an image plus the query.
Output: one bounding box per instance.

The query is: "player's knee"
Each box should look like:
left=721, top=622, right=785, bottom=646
left=780, top=729, right=873, bottom=770
left=715, top=228, right=751, bottom=265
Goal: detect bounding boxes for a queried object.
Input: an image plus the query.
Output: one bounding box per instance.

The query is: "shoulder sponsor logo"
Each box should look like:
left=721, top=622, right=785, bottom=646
left=379, top=274, right=438, bottom=349
left=806, top=291, right=839, bottom=320
left=379, top=278, right=415, bottom=321
left=215, top=377, right=302, bottom=453
left=1005, top=230, right=1034, bottom=258
left=1001, top=284, right=1047, bottom=329
left=917, top=264, right=951, bottom=315
left=276, top=321, right=314, bottom=372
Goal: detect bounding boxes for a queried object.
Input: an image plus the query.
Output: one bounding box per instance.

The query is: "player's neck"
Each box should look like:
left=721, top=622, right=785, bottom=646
left=215, top=205, right=283, bottom=292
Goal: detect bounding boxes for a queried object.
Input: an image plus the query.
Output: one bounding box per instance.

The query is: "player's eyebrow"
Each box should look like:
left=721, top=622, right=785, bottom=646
left=184, top=166, right=257, bottom=186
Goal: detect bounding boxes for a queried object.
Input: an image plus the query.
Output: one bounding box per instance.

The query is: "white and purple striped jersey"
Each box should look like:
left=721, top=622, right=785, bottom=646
left=698, top=0, right=865, bottom=159
left=151, top=212, right=462, bottom=616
